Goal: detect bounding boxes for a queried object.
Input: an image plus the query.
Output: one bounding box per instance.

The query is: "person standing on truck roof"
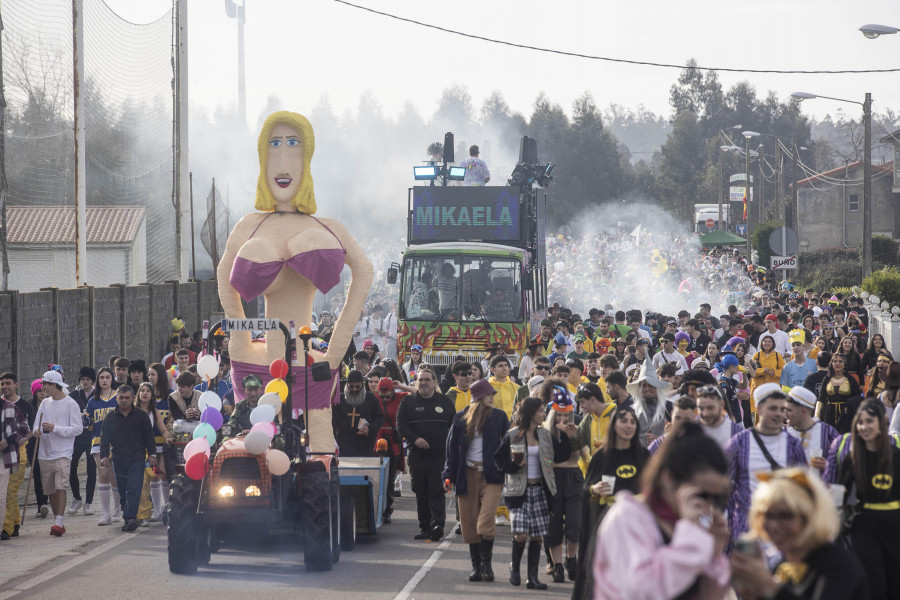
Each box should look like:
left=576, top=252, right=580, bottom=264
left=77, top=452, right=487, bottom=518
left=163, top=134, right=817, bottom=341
left=458, top=145, right=490, bottom=186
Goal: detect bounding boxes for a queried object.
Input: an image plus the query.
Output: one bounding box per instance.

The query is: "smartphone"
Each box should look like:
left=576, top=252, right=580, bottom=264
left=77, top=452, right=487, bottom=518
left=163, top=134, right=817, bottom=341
left=733, top=536, right=762, bottom=558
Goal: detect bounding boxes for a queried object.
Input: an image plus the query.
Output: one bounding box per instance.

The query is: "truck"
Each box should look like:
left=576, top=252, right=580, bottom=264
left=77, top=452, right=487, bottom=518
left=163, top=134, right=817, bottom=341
left=390, top=179, right=548, bottom=371
left=694, top=203, right=729, bottom=233
left=166, top=319, right=390, bottom=574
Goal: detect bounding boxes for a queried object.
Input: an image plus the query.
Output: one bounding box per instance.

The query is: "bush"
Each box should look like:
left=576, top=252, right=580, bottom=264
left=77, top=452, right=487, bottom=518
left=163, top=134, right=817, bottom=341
left=752, top=220, right=784, bottom=268
left=795, top=247, right=862, bottom=292
left=858, top=234, right=900, bottom=269
left=862, top=267, right=900, bottom=307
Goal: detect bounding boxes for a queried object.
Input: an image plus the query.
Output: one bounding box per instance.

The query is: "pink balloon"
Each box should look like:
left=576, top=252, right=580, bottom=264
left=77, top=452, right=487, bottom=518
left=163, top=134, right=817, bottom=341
left=183, top=437, right=211, bottom=462
left=250, top=421, right=276, bottom=440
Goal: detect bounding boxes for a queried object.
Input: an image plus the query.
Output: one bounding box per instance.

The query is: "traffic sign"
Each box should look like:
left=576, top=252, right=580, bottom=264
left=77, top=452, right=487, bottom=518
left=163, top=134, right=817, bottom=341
left=736, top=224, right=747, bottom=236
left=771, top=255, right=798, bottom=270
left=221, top=318, right=281, bottom=331
left=705, top=218, right=715, bottom=229
left=769, top=227, right=798, bottom=255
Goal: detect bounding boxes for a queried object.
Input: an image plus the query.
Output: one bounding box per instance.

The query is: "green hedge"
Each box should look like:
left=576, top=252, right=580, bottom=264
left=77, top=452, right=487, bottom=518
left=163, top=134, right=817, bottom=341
left=751, top=220, right=784, bottom=268
left=862, top=267, right=900, bottom=307
left=858, top=234, right=900, bottom=267
left=795, top=247, right=862, bottom=292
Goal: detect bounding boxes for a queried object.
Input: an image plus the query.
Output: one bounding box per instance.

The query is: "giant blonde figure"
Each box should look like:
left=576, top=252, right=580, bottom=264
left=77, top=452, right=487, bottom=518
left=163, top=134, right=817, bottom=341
left=218, top=111, right=373, bottom=452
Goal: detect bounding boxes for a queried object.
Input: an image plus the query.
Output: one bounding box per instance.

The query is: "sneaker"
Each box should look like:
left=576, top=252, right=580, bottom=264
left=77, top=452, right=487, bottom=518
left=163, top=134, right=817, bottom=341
left=565, top=557, right=578, bottom=581
left=12, top=525, right=19, bottom=537
left=382, top=513, right=391, bottom=524
left=50, top=525, right=65, bottom=537
left=111, top=510, right=122, bottom=523
left=98, top=513, right=112, bottom=526
left=83, top=503, right=94, bottom=515
left=495, top=514, right=510, bottom=526
left=149, top=511, right=162, bottom=523
left=67, top=499, right=84, bottom=515
left=39, top=505, right=49, bottom=519
left=429, top=525, right=444, bottom=542
left=140, top=519, right=150, bottom=528
left=393, top=473, right=402, bottom=496
left=413, top=531, right=430, bottom=540
left=123, top=519, right=140, bottom=532
left=1, top=530, right=9, bottom=541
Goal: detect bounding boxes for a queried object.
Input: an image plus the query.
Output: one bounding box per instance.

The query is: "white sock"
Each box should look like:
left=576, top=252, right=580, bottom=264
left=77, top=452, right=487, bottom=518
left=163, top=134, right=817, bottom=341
left=98, top=484, right=111, bottom=515
left=150, top=481, right=164, bottom=514
left=112, top=487, right=121, bottom=513
left=55, top=515, right=64, bottom=527
left=161, top=481, right=170, bottom=502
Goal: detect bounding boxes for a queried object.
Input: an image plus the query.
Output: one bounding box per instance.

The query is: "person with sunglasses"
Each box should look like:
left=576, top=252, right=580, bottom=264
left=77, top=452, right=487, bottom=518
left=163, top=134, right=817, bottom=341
left=515, top=356, right=551, bottom=407
left=446, top=361, right=473, bottom=413
left=725, top=383, right=808, bottom=553
left=592, top=422, right=732, bottom=599
left=402, top=344, right=424, bottom=383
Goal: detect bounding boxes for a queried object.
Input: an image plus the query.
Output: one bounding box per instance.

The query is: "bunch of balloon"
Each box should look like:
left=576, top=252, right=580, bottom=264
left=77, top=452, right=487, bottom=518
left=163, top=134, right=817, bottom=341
left=184, top=437, right=211, bottom=480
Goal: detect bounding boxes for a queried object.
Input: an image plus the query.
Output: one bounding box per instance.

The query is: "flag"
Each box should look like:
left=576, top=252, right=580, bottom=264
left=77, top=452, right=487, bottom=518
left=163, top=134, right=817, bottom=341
left=742, top=189, right=748, bottom=221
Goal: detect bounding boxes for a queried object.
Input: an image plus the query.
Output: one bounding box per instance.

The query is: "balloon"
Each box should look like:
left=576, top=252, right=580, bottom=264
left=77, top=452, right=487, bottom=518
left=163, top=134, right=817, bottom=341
left=266, top=449, right=290, bottom=476
left=185, top=452, right=208, bottom=480
left=193, top=422, right=217, bottom=447
left=250, top=421, right=276, bottom=440
left=249, top=404, right=276, bottom=425
left=183, top=437, right=210, bottom=462
left=197, top=354, right=219, bottom=380
left=201, top=406, right=224, bottom=431
left=243, top=430, right=270, bottom=455
left=258, top=393, right=281, bottom=411
left=198, top=390, right=222, bottom=412
left=265, top=378, right=288, bottom=402
left=269, top=359, right=289, bottom=379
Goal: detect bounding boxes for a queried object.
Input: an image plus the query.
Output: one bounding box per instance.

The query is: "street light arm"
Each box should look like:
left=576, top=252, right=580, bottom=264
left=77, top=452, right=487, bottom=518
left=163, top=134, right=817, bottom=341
left=791, top=91, right=862, bottom=106
left=860, top=24, right=899, bottom=39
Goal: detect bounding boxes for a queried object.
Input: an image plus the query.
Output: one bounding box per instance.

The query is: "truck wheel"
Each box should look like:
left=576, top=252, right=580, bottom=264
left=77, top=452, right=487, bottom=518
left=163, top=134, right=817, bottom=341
left=340, top=493, right=356, bottom=551
left=331, top=466, right=341, bottom=564
left=167, top=475, right=201, bottom=574
left=301, top=470, right=334, bottom=572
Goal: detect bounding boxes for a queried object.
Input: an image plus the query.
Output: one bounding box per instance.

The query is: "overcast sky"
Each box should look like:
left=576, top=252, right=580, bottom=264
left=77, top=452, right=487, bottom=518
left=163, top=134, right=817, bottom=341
left=107, top=0, right=899, bottom=129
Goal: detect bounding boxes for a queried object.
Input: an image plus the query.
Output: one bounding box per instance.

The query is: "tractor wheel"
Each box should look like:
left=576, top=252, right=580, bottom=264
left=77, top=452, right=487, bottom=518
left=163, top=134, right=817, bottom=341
left=340, top=493, right=356, bottom=551
left=167, top=475, right=202, bottom=574
left=301, top=469, right=335, bottom=572
left=330, top=465, right=341, bottom=564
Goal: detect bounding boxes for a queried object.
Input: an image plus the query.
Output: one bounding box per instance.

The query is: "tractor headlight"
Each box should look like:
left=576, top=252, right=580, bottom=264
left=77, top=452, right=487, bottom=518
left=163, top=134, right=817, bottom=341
left=218, top=485, right=235, bottom=498
left=245, top=485, right=261, bottom=497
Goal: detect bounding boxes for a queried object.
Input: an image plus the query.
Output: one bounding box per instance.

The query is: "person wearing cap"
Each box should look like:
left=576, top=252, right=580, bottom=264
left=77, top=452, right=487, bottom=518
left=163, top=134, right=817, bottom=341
left=443, top=379, right=509, bottom=583
left=724, top=382, right=807, bottom=551
left=66, top=366, right=96, bottom=518
left=374, top=377, right=407, bottom=522
left=225, top=374, right=268, bottom=437
left=0, top=372, right=29, bottom=541
left=352, top=350, right=371, bottom=374
left=332, top=370, right=384, bottom=458
left=780, top=331, right=818, bottom=390
left=651, top=333, right=688, bottom=375
left=759, top=313, right=791, bottom=358
left=785, top=386, right=838, bottom=474
left=566, top=334, right=590, bottom=362
left=32, top=370, right=83, bottom=537
left=548, top=334, right=569, bottom=366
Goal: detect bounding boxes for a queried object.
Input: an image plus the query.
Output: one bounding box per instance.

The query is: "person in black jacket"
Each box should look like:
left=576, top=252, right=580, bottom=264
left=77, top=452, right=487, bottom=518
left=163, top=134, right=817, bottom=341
left=396, top=368, right=455, bottom=541
left=443, top=379, right=510, bottom=583
left=67, top=367, right=95, bottom=516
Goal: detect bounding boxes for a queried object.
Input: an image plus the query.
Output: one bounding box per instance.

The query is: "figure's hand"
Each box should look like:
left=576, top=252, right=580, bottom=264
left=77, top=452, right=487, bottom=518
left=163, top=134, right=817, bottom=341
left=0, top=439, right=7, bottom=451
left=186, top=407, right=200, bottom=420
left=443, top=479, right=453, bottom=493
left=564, top=423, right=577, bottom=438
left=358, top=426, right=369, bottom=436
left=645, top=432, right=658, bottom=444
left=414, top=437, right=430, bottom=449
left=811, top=456, right=827, bottom=470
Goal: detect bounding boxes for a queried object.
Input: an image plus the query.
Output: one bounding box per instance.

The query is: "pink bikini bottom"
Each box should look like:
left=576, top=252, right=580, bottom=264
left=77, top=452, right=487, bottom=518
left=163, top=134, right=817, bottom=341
left=230, top=359, right=338, bottom=413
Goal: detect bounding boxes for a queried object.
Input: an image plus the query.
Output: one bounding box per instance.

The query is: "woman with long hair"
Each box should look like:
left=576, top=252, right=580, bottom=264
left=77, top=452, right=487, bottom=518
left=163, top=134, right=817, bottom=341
left=808, top=335, right=827, bottom=361
left=704, top=341, right=721, bottom=379
left=801, top=314, right=815, bottom=333
left=829, top=399, right=900, bottom=600
left=592, top=422, right=731, bottom=599
left=443, top=379, right=510, bottom=583
left=752, top=336, right=784, bottom=390
left=380, top=358, right=408, bottom=386
left=837, top=335, right=864, bottom=385
left=402, top=344, right=424, bottom=383
left=469, top=361, right=486, bottom=383
left=867, top=353, right=893, bottom=400
left=733, top=341, right=756, bottom=381
left=495, top=397, right=571, bottom=589
left=147, top=362, right=170, bottom=400
left=84, top=367, right=121, bottom=525
left=816, top=353, right=863, bottom=434
left=134, top=382, right=172, bottom=524
left=572, top=406, right=648, bottom=600
left=862, top=334, right=893, bottom=375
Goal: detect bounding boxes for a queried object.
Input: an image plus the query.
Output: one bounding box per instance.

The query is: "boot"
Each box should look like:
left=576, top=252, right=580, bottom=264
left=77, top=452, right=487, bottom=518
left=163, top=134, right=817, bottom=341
left=468, top=544, right=483, bottom=582
left=480, top=538, right=495, bottom=582
left=565, top=556, right=578, bottom=581
left=552, top=563, right=565, bottom=583
left=509, top=540, right=526, bottom=586
left=526, top=540, right=548, bottom=590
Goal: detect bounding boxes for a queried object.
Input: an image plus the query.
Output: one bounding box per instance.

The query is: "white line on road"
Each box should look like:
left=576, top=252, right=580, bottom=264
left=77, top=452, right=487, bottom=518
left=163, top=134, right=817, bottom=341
left=0, top=531, right=138, bottom=600
left=393, top=522, right=459, bottom=600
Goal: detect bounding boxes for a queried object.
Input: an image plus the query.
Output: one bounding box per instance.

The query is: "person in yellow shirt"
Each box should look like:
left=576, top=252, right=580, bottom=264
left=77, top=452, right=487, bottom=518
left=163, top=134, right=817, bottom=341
left=446, top=361, right=473, bottom=413
left=488, top=354, right=519, bottom=526
left=572, top=322, right=594, bottom=353
left=573, top=382, right=616, bottom=475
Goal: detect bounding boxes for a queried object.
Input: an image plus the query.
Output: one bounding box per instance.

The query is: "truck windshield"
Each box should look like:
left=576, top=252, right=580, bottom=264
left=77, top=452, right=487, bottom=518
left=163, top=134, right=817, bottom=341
left=400, top=255, right=523, bottom=323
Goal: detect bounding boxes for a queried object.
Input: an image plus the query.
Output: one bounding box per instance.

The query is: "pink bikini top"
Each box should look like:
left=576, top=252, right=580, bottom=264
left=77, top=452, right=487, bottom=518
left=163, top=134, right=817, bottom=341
left=230, top=213, right=346, bottom=301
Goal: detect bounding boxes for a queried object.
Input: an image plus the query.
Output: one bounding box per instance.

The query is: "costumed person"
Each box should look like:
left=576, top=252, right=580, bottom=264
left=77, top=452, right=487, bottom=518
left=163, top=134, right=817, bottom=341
left=816, top=352, right=863, bottom=435
left=374, top=377, right=406, bottom=523
left=543, top=387, right=581, bottom=583
left=626, top=359, right=672, bottom=448
left=332, top=370, right=384, bottom=457
left=785, top=386, right=838, bottom=475
left=217, top=111, right=373, bottom=453
left=675, top=331, right=691, bottom=356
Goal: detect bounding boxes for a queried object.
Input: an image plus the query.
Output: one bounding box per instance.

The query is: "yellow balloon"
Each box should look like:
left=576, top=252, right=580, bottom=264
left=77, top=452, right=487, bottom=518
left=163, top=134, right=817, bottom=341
left=265, top=378, right=289, bottom=403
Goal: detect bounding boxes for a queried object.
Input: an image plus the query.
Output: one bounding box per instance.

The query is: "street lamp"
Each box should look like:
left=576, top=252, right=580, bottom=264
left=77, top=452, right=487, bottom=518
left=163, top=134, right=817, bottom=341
left=791, top=92, right=872, bottom=277
left=743, top=131, right=760, bottom=256
left=859, top=24, right=899, bottom=39
left=717, top=124, right=742, bottom=231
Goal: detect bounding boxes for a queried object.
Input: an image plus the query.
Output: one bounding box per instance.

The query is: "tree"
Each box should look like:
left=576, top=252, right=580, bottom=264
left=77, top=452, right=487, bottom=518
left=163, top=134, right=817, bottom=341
left=657, top=111, right=706, bottom=223
left=433, top=84, right=474, bottom=131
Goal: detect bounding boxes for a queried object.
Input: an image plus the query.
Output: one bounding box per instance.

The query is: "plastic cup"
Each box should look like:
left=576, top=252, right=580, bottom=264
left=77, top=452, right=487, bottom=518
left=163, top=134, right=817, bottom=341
left=810, top=449, right=823, bottom=459
left=511, top=442, right=525, bottom=464
left=829, top=483, right=846, bottom=506
left=601, top=475, right=616, bottom=495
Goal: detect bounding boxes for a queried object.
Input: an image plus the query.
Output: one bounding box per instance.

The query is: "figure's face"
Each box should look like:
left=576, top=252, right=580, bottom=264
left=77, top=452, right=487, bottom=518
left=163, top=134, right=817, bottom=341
left=266, top=123, right=304, bottom=206
left=615, top=412, right=637, bottom=440
left=697, top=395, right=722, bottom=426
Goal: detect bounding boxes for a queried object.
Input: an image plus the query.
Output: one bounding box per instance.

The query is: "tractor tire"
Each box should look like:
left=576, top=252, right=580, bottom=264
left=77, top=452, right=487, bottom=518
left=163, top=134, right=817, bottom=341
left=330, top=466, right=341, bottom=564
left=301, top=470, right=335, bottom=572
left=167, top=475, right=202, bottom=574
left=340, top=493, right=356, bottom=551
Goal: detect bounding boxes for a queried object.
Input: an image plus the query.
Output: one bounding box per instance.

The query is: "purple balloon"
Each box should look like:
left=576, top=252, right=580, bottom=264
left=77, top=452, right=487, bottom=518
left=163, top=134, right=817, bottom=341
left=201, top=406, right=224, bottom=431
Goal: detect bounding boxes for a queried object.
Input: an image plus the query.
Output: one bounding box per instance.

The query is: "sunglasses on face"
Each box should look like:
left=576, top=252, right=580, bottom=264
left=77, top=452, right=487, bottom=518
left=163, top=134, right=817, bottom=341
left=534, top=365, right=550, bottom=371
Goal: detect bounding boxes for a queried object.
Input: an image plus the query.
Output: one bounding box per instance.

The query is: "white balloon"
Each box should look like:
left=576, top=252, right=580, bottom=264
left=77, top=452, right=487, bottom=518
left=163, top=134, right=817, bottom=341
left=183, top=437, right=211, bottom=462
left=258, top=393, right=282, bottom=410
left=243, top=430, right=270, bottom=455
left=198, top=390, right=222, bottom=413
left=249, top=404, right=276, bottom=425
left=196, top=354, right=219, bottom=380
left=266, top=449, right=290, bottom=476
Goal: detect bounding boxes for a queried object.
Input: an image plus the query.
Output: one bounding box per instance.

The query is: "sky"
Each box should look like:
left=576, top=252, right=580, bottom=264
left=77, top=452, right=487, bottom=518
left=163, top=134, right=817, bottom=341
left=108, top=0, right=900, bottom=128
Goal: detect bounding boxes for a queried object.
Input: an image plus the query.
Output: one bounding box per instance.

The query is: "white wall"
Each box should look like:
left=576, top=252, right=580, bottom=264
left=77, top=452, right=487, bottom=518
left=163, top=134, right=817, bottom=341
left=8, top=245, right=138, bottom=292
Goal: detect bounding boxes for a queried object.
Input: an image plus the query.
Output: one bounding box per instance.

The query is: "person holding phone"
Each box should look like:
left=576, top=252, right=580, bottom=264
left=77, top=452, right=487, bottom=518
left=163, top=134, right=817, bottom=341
left=730, top=468, right=868, bottom=600
left=592, top=422, right=731, bottom=599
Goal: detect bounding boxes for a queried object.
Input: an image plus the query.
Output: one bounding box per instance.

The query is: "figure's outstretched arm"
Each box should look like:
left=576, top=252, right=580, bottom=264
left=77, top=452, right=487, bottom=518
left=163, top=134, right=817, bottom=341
left=323, top=221, right=373, bottom=370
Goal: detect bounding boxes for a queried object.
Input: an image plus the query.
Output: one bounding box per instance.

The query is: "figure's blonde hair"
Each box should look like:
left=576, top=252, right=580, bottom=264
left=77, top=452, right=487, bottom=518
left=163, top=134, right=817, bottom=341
left=749, top=468, right=838, bottom=551
left=255, top=111, right=316, bottom=214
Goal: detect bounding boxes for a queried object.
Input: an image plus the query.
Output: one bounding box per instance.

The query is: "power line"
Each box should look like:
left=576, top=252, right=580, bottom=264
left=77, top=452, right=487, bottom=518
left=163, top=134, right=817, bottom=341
left=332, top=0, right=900, bottom=75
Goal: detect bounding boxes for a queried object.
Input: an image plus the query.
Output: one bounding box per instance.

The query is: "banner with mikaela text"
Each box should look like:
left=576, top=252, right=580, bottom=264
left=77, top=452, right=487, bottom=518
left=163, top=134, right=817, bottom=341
left=409, top=186, right=522, bottom=245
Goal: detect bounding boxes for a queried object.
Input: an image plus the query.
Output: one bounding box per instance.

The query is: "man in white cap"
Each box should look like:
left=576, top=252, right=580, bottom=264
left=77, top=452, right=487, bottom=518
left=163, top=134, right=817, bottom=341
left=724, top=382, right=807, bottom=551
left=785, top=385, right=839, bottom=474
left=32, top=370, right=83, bottom=537
left=626, top=359, right=672, bottom=447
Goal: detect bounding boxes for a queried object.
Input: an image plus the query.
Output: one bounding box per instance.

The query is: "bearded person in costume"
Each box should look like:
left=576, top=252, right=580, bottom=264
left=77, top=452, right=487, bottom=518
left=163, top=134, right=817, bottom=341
left=332, top=370, right=384, bottom=457
left=218, top=111, right=373, bottom=453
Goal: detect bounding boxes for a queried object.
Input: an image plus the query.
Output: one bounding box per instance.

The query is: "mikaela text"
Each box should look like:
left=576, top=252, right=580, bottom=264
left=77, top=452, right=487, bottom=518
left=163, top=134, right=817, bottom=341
left=415, top=205, right=514, bottom=227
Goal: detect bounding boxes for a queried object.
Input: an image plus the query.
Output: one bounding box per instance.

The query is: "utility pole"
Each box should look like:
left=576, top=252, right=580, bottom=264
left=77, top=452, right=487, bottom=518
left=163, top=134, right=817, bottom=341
left=790, top=140, right=798, bottom=231
left=225, top=0, right=246, bottom=127
left=863, top=92, right=872, bottom=277
left=210, top=178, right=219, bottom=271
left=73, top=0, right=87, bottom=287
left=175, top=0, right=190, bottom=281
left=717, top=147, right=724, bottom=230
left=745, top=135, right=752, bottom=257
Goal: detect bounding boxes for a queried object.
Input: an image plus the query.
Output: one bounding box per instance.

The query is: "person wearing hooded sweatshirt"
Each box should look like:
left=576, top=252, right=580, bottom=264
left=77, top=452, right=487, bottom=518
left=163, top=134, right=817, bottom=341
left=627, top=359, right=672, bottom=448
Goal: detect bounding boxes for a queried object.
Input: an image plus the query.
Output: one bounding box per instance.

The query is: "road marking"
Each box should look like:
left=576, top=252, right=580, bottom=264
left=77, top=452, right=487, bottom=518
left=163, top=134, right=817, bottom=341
left=0, top=530, right=142, bottom=600
left=393, top=522, right=458, bottom=600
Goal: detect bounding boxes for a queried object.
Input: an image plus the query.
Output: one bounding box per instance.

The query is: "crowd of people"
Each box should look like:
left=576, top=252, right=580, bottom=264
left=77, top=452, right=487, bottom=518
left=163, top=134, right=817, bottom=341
left=2, top=241, right=900, bottom=599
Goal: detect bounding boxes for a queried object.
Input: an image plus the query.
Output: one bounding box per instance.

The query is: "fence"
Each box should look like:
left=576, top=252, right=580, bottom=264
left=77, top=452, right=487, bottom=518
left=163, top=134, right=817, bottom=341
left=0, top=279, right=221, bottom=399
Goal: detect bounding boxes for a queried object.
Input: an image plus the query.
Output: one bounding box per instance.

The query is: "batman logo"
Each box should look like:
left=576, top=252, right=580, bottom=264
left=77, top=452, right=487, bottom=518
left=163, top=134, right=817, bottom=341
left=872, top=473, right=893, bottom=491
left=617, top=464, right=637, bottom=479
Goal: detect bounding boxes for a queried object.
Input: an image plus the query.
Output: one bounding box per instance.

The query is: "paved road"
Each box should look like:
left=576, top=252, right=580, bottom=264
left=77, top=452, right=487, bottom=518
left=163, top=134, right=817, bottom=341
left=0, top=476, right=575, bottom=600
